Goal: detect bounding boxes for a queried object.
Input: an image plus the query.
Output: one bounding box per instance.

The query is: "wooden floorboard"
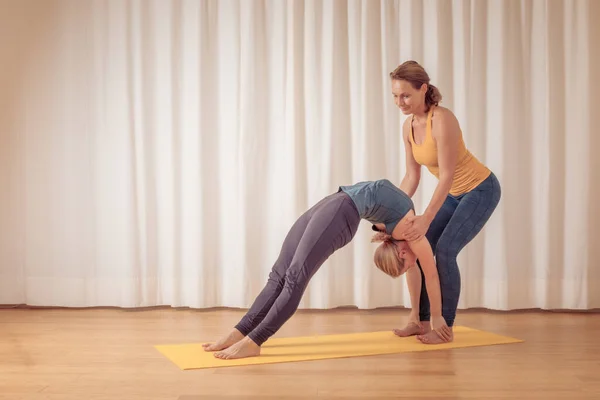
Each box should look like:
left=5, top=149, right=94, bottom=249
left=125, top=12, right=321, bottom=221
left=0, top=307, right=598, bottom=399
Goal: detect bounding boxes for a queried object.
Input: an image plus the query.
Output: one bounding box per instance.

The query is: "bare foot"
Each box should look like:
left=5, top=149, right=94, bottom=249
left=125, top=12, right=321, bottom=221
left=202, top=328, right=245, bottom=352
left=214, top=337, right=261, bottom=360
left=417, top=327, right=454, bottom=344
left=393, top=320, right=430, bottom=337
left=393, top=321, right=424, bottom=337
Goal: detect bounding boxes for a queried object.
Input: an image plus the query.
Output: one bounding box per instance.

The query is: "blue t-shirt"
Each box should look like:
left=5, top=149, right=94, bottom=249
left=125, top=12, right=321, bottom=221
left=339, top=179, right=414, bottom=235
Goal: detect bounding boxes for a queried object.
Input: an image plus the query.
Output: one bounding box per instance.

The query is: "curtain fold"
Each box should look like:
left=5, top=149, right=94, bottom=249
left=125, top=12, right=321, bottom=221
left=0, top=0, right=598, bottom=310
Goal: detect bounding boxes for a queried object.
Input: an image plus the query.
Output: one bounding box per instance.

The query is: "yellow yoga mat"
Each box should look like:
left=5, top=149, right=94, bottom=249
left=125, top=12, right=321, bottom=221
left=155, top=326, right=523, bottom=370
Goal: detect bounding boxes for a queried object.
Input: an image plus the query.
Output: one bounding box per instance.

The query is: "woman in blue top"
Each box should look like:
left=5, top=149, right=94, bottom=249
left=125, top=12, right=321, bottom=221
left=202, top=179, right=451, bottom=360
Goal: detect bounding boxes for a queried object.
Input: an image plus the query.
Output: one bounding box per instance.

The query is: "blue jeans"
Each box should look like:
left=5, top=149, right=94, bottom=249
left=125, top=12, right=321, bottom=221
left=417, top=172, right=501, bottom=326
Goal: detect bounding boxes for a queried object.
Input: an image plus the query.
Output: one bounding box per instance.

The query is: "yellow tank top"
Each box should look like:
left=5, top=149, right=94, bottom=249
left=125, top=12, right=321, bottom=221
left=408, top=107, right=490, bottom=196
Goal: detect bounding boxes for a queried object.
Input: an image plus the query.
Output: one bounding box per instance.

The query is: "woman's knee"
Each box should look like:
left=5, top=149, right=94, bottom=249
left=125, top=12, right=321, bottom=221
left=267, top=270, right=285, bottom=290
left=284, top=261, right=313, bottom=290
left=435, top=239, right=459, bottom=262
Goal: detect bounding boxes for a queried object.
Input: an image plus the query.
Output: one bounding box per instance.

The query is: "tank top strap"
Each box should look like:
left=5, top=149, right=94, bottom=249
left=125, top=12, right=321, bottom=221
left=408, top=114, right=416, bottom=145
left=425, top=106, right=435, bottom=139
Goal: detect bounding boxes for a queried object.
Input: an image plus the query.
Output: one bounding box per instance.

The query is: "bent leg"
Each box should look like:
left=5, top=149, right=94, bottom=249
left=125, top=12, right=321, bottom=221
left=432, top=173, right=501, bottom=328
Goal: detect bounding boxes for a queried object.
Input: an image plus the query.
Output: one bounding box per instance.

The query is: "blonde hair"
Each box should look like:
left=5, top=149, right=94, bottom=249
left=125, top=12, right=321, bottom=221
left=371, top=232, right=406, bottom=278
left=389, top=60, right=442, bottom=109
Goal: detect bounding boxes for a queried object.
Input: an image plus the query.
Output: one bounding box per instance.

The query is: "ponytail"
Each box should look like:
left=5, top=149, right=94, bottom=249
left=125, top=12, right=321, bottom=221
left=425, top=84, right=442, bottom=108
left=371, top=232, right=393, bottom=243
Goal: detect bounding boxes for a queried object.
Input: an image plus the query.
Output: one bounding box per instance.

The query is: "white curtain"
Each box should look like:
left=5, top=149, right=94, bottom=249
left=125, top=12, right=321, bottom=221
left=1, top=0, right=599, bottom=310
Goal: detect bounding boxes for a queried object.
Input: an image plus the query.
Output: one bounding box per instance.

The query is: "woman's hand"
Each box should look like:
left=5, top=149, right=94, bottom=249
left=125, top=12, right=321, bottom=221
left=430, top=315, right=452, bottom=341
left=404, top=214, right=432, bottom=241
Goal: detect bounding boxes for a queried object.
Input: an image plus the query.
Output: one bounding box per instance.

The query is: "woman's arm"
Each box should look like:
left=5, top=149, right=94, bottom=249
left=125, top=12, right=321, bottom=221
left=398, top=119, right=421, bottom=198
left=405, top=262, right=422, bottom=320
left=422, top=108, right=460, bottom=221
left=406, top=237, right=443, bottom=318
left=407, top=236, right=452, bottom=339
left=404, top=108, right=460, bottom=241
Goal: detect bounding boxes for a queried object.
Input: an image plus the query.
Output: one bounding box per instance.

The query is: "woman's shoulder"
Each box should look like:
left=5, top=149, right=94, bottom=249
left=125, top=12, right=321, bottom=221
left=430, top=106, right=461, bottom=138
left=431, top=105, right=457, bottom=121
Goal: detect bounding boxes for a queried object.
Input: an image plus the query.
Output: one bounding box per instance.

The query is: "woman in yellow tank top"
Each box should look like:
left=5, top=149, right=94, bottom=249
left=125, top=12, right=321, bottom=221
left=386, top=61, right=501, bottom=344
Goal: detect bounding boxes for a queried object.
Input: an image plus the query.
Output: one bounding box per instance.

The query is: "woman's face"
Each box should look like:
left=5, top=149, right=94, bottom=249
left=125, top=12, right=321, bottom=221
left=391, top=79, right=426, bottom=115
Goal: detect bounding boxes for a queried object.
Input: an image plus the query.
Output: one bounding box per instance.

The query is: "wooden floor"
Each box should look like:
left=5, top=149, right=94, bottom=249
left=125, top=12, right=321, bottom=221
left=0, top=306, right=598, bottom=399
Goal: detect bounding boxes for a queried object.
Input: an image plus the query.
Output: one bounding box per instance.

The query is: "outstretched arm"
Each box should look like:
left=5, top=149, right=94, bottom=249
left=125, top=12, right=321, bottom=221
left=406, top=237, right=451, bottom=340
left=405, top=262, right=422, bottom=321
left=407, top=237, right=442, bottom=317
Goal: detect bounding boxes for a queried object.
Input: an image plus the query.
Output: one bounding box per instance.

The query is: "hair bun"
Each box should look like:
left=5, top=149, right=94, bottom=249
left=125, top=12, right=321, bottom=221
left=371, top=232, right=393, bottom=243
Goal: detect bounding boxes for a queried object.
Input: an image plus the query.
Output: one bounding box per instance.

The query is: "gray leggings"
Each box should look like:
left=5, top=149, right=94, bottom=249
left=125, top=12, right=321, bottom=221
left=235, top=191, right=360, bottom=346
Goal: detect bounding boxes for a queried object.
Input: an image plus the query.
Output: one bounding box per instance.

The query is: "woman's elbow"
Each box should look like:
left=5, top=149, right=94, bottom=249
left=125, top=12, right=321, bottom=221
left=409, top=168, right=421, bottom=182
left=437, top=171, right=454, bottom=187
